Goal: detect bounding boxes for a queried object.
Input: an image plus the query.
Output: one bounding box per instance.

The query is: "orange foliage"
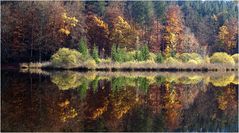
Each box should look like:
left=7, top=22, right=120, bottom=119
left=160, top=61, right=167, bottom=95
left=162, top=5, right=184, bottom=55
left=218, top=18, right=238, bottom=49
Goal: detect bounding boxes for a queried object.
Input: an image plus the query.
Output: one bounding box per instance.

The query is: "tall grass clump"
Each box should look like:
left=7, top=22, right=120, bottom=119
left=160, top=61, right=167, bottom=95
left=210, top=52, right=235, bottom=65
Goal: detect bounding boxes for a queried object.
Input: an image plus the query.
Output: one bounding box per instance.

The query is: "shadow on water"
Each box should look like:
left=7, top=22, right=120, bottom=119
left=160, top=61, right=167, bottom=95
left=1, top=69, right=238, bottom=132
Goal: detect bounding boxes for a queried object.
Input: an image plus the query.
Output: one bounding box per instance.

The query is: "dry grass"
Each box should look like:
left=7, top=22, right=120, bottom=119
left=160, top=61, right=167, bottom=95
left=20, top=61, right=51, bottom=68
left=20, top=61, right=238, bottom=72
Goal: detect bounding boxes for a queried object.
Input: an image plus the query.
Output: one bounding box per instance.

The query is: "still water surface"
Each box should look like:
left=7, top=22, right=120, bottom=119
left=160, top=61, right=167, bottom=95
left=1, top=70, right=238, bottom=132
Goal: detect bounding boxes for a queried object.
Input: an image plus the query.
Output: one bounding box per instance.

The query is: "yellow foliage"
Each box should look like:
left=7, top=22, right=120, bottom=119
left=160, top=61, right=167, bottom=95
left=219, top=26, right=229, bottom=41
left=60, top=12, right=78, bottom=36
left=58, top=99, right=70, bottom=108
left=210, top=74, right=235, bottom=87
left=232, top=54, right=239, bottom=64
left=93, top=16, right=108, bottom=29
left=59, top=28, right=70, bottom=36
left=51, top=72, right=82, bottom=90
left=217, top=95, right=227, bottom=110
left=210, top=52, right=235, bottom=65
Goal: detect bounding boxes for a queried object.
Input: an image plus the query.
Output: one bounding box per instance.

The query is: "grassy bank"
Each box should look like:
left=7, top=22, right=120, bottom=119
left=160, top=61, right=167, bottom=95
left=20, top=61, right=238, bottom=72
left=20, top=48, right=239, bottom=72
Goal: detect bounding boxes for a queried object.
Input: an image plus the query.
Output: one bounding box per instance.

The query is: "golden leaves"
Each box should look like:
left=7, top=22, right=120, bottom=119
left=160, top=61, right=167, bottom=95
left=59, top=12, right=78, bottom=36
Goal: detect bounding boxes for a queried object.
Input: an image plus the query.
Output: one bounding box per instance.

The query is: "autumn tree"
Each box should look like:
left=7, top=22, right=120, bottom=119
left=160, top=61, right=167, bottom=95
left=146, top=19, right=163, bottom=52
left=162, top=5, right=184, bottom=56
left=86, top=14, right=110, bottom=57
left=109, top=16, right=138, bottom=50
left=1, top=1, right=80, bottom=63
left=218, top=18, right=238, bottom=53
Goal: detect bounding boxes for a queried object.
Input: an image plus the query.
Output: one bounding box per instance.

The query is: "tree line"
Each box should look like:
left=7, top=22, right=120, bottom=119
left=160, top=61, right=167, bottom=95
left=1, top=1, right=238, bottom=63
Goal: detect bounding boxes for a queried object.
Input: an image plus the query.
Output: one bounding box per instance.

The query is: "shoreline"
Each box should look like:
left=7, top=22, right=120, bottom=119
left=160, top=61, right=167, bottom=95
left=19, top=62, right=238, bottom=72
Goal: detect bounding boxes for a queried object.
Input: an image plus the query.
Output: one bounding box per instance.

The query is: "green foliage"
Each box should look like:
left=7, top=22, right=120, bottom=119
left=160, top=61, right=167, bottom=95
left=78, top=38, right=89, bottom=58
left=51, top=48, right=82, bottom=68
left=155, top=76, right=166, bottom=85
left=210, top=52, right=235, bottom=65
left=111, top=44, right=135, bottom=63
left=92, top=76, right=99, bottom=93
left=78, top=80, right=89, bottom=100
left=136, top=77, right=149, bottom=93
left=112, top=77, right=135, bottom=91
left=92, top=44, right=100, bottom=63
left=135, top=45, right=150, bottom=61
left=232, top=54, right=239, bottom=64
left=156, top=53, right=164, bottom=63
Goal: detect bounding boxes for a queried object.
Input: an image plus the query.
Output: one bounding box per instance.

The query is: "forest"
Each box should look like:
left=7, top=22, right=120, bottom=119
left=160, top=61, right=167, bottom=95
left=1, top=1, right=238, bottom=69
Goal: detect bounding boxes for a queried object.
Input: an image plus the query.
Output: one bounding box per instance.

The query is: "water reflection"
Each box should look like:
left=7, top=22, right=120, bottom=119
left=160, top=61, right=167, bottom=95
left=1, top=70, right=238, bottom=132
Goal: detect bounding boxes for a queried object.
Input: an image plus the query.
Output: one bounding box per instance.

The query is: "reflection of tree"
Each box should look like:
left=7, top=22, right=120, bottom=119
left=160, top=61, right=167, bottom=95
left=123, top=106, right=153, bottom=132
left=147, top=85, right=163, bottom=114
left=58, top=99, right=78, bottom=122
left=84, top=80, right=110, bottom=120
left=2, top=72, right=73, bottom=131
left=216, top=85, right=237, bottom=116
left=179, top=84, right=238, bottom=132
left=163, top=82, right=183, bottom=131
left=109, top=86, right=142, bottom=120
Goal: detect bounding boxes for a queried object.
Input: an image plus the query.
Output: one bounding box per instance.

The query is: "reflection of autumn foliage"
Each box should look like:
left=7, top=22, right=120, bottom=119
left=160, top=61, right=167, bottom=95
left=147, top=85, right=163, bottom=114
left=2, top=73, right=68, bottom=131
left=217, top=86, right=237, bottom=115
left=58, top=99, right=78, bottom=122
left=163, top=82, right=182, bottom=131
left=84, top=81, right=110, bottom=120
left=109, top=87, right=142, bottom=119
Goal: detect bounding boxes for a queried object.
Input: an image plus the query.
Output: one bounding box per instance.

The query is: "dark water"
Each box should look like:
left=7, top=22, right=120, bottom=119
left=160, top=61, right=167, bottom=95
left=1, top=70, right=238, bottom=132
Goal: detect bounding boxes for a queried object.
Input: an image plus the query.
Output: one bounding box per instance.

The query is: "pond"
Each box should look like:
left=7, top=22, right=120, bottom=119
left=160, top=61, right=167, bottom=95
left=1, top=70, right=238, bottom=132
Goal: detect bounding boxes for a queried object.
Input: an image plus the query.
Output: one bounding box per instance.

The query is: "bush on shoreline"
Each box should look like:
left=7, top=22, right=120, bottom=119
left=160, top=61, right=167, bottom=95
left=51, top=48, right=83, bottom=68
left=210, top=52, right=235, bottom=65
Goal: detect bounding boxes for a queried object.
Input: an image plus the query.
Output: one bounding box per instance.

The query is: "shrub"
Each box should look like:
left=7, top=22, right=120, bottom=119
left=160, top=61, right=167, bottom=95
left=164, top=57, right=181, bottom=64
left=232, top=54, right=239, bottom=64
left=177, top=53, right=203, bottom=64
left=156, top=53, right=164, bottom=63
left=210, top=52, right=235, bottom=65
left=51, top=48, right=82, bottom=68
left=78, top=38, right=89, bottom=58
left=187, top=59, right=198, bottom=64
left=84, top=59, right=96, bottom=69
left=92, top=44, right=100, bottom=63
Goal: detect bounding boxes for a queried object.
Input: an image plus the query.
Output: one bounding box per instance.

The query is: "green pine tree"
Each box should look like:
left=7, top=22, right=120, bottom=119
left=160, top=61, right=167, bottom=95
left=78, top=38, right=89, bottom=58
